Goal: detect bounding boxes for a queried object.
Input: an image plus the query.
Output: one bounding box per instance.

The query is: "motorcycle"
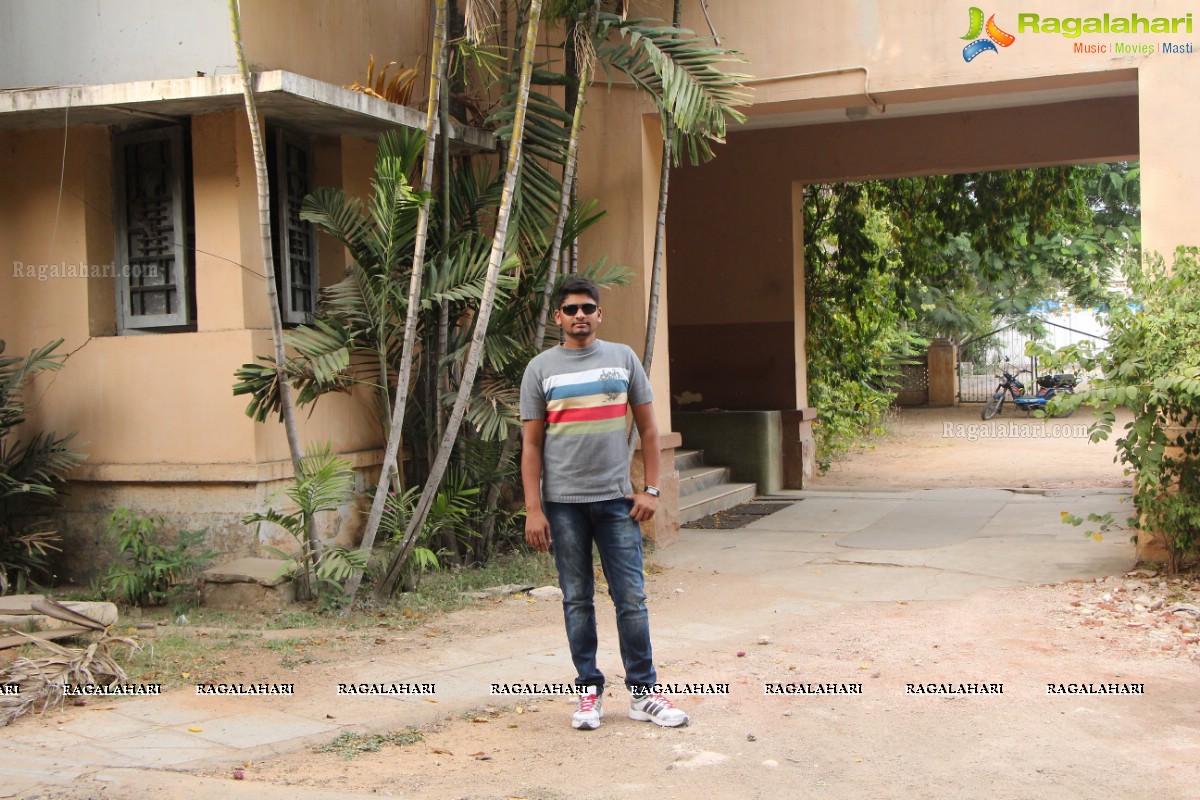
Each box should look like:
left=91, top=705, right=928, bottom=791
left=981, top=367, right=1077, bottom=420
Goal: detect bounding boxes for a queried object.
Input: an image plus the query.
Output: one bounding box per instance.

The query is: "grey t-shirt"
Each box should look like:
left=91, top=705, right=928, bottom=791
left=519, top=340, right=653, bottom=503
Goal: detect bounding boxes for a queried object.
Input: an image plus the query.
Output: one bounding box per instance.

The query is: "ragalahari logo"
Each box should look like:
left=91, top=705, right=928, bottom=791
left=962, top=7, right=1016, bottom=61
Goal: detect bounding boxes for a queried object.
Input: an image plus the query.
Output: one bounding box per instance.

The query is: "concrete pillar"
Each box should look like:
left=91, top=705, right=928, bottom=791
left=782, top=408, right=817, bottom=489
left=630, top=432, right=681, bottom=547
left=191, top=109, right=260, bottom=332
left=1135, top=58, right=1200, bottom=561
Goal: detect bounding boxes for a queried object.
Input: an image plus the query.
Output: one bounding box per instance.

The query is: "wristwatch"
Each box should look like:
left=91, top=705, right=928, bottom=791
left=644, top=485, right=660, bottom=497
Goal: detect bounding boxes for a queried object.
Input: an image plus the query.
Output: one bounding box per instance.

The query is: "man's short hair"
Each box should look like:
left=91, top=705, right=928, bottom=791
left=554, top=276, right=600, bottom=309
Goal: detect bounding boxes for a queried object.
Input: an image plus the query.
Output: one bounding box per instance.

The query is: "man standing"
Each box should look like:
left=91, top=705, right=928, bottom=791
left=520, top=276, right=688, bottom=730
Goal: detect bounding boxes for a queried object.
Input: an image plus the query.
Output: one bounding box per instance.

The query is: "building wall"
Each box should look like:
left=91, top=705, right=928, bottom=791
left=0, top=0, right=234, bottom=88
left=1, top=111, right=383, bottom=573
left=242, top=0, right=430, bottom=88
left=666, top=97, right=1140, bottom=411
left=0, top=0, right=429, bottom=90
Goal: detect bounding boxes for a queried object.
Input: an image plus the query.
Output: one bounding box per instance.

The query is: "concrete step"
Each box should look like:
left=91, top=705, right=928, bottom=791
left=679, top=481, right=757, bottom=525
left=674, top=449, right=705, bottom=472
left=678, top=465, right=730, bottom=497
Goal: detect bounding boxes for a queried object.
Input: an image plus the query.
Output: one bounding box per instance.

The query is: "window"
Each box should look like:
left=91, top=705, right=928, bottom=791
left=269, top=127, right=318, bottom=324
left=113, top=126, right=194, bottom=331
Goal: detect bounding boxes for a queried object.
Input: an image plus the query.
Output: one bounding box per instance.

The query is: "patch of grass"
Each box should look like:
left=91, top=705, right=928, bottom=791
left=387, top=550, right=557, bottom=619
left=261, top=637, right=305, bottom=652
left=315, top=727, right=424, bottom=760
left=121, top=631, right=239, bottom=688
left=265, top=611, right=328, bottom=630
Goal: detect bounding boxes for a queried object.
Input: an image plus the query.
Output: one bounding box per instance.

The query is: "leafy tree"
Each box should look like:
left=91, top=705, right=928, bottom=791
left=375, top=0, right=547, bottom=599
left=1036, top=247, right=1200, bottom=572
left=805, top=163, right=1139, bottom=465
left=804, top=187, right=927, bottom=468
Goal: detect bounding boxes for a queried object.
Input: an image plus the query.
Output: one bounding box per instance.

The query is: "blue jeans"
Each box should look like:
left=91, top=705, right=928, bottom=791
left=544, top=498, right=656, bottom=693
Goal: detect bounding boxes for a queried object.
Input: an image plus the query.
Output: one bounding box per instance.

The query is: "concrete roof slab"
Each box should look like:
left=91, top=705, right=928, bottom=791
left=0, top=71, right=495, bottom=152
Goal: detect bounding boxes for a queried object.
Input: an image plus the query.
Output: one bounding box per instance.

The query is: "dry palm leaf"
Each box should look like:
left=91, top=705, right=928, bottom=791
left=345, top=55, right=421, bottom=107
left=0, top=601, right=140, bottom=727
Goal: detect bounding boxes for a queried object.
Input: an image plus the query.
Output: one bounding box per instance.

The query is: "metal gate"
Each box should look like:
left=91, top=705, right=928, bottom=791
left=957, top=317, right=1108, bottom=402
left=958, top=323, right=1046, bottom=403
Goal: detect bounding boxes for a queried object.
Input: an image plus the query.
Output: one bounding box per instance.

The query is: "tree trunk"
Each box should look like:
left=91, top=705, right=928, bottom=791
left=376, top=0, right=545, bottom=599
left=437, top=32, right=452, bottom=448
left=532, top=55, right=591, bottom=350
left=228, top=0, right=316, bottom=599
left=343, top=0, right=450, bottom=604
left=469, top=4, right=593, bottom=563
left=627, top=0, right=680, bottom=456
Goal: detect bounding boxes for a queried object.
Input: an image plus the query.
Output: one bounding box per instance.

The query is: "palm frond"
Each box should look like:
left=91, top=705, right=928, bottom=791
left=458, top=373, right=520, bottom=442
left=462, top=0, right=499, bottom=45
left=1, top=432, right=84, bottom=494
left=448, top=158, right=503, bottom=235
left=0, top=630, right=140, bottom=727
left=300, top=189, right=372, bottom=262
left=242, top=506, right=303, bottom=535
left=423, top=236, right=519, bottom=310
left=284, top=320, right=356, bottom=407
left=596, top=14, right=751, bottom=163
left=368, top=143, right=424, bottom=273
left=289, top=445, right=356, bottom=517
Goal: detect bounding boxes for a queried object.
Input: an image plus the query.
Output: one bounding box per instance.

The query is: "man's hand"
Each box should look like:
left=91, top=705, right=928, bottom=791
left=625, top=492, right=658, bottom=522
left=525, top=507, right=552, bottom=553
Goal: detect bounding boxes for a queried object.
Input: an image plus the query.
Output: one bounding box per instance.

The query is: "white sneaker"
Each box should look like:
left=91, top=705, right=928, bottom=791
left=572, top=685, right=602, bottom=730
left=629, top=692, right=689, bottom=727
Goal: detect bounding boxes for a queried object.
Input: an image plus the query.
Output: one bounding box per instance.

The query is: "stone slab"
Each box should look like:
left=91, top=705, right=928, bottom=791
left=202, top=557, right=294, bottom=586
left=201, top=579, right=296, bottom=611
left=98, top=728, right=237, bottom=768
left=0, top=594, right=45, bottom=612
left=181, top=710, right=337, bottom=749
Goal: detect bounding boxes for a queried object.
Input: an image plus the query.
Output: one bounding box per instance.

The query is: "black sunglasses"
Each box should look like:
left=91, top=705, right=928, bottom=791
left=560, top=303, right=598, bottom=315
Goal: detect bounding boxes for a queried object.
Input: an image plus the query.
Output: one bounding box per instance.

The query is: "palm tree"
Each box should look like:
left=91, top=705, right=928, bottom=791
left=345, top=0, right=452, bottom=603
left=1, top=339, right=85, bottom=594
left=228, top=0, right=317, bottom=595
left=234, top=1, right=752, bottom=596
left=375, top=0, right=547, bottom=599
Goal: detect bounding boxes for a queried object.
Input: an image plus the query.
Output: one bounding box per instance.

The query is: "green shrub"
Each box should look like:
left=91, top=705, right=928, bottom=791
left=243, top=444, right=368, bottom=606
left=100, top=508, right=214, bottom=608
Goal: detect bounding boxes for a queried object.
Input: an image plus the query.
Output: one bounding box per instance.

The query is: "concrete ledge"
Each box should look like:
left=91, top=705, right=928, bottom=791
left=675, top=411, right=781, bottom=494
left=0, top=71, right=495, bottom=151
left=71, top=448, right=385, bottom=483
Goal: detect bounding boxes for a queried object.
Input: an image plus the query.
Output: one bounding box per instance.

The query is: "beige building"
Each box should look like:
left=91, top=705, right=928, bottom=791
left=1, top=1, right=1195, bottom=576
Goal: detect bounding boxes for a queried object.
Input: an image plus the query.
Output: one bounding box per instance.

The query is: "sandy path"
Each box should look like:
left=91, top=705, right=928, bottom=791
left=811, top=405, right=1133, bottom=490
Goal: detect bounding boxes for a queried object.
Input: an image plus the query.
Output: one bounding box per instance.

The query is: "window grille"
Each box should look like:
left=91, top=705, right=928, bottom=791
left=271, top=128, right=317, bottom=324
left=113, top=127, right=193, bottom=331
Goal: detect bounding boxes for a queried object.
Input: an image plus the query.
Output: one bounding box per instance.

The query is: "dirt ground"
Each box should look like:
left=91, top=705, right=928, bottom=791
left=27, top=405, right=1200, bottom=800
left=183, top=574, right=1198, bottom=800
left=811, top=404, right=1135, bottom=490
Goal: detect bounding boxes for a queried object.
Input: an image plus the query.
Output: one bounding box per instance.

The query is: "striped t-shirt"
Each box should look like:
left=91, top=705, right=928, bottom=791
left=519, top=340, right=653, bottom=503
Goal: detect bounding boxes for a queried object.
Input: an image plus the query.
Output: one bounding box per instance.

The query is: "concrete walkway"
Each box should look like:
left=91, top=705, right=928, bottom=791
left=0, top=487, right=1135, bottom=799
